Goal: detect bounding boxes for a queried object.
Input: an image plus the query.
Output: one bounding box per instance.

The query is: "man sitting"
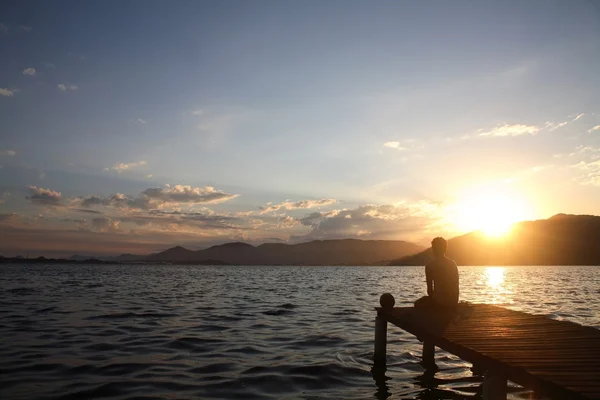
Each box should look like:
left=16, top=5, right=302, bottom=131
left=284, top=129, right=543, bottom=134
left=415, top=237, right=459, bottom=309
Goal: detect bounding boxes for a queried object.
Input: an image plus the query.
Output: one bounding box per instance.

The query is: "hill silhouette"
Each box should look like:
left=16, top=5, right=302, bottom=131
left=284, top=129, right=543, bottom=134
left=390, top=214, right=600, bottom=266
left=146, top=239, right=424, bottom=265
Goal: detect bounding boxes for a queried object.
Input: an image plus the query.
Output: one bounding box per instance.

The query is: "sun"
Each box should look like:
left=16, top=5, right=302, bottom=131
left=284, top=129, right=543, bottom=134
left=448, top=185, right=532, bottom=237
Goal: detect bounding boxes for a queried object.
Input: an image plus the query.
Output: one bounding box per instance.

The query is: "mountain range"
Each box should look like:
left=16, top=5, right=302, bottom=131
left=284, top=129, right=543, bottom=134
left=9, top=214, right=600, bottom=266
left=144, top=239, right=424, bottom=265
left=391, top=214, right=600, bottom=266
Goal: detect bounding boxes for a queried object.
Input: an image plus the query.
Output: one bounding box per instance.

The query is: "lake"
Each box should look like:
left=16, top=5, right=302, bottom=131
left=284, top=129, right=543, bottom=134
left=1, top=264, right=599, bottom=399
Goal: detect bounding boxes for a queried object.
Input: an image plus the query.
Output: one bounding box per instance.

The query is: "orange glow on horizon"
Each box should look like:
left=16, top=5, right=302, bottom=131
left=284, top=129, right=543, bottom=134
left=447, top=184, right=534, bottom=237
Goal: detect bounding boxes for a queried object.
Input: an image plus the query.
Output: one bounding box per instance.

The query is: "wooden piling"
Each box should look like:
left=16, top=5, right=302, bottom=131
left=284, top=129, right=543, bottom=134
left=483, top=370, right=507, bottom=400
left=374, top=314, right=387, bottom=365
left=422, top=340, right=435, bottom=368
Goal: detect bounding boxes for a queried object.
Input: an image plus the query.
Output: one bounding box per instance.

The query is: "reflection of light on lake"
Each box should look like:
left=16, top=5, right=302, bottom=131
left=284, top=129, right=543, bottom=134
left=479, top=267, right=513, bottom=304
left=485, top=267, right=505, bottom=289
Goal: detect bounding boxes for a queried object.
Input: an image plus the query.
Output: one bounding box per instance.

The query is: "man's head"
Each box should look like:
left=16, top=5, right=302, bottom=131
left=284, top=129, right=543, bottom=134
left=431, top=237, right=447, bottom=258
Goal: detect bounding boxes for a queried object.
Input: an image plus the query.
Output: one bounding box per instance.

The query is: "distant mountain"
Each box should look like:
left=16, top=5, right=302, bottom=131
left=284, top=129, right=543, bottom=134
left=146, top=239, right=424, bottom=265
left=390, top=214, right=600, bottom=266
left=109, top=253, right=141, bottom=262
left=69, top=254, right=96, bottom=261
left=146, top=246, right=196, bottom=262
left=69, top=253, right=143, bottom=262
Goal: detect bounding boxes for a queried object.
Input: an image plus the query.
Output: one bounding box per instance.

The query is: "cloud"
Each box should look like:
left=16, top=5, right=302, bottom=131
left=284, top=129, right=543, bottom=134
left=383, top=141, right=407, bottom=150
left=72, top=208, right=103, bottom=215
left=589, top=125, right=600, bottom=133
left=571, top=158, right=600, bottom=186
left=259, top=198, right=337, bottom=214
left=19, top=25, right=33, bottom=32
left=27, top=186, right=62, bottom=206
left=0, top=88, right=18, bottom=97
left=22, top=68, right=36, bottom=76
left=142, top=185, right=238, bottom=205
left=91, top=217, right=121, bottom=233
left=544, top=121, right=568, bottom=131
left=0, top=23, right=7, bottom=33
left=479, top=124, right=540, bottom=137
left=553, top=145, right=600, bottom=159
left=135, top=118, right=147, bottom=124
left=43, top=62, right=55, bottom=68
left=75, top=185, right=237, bottom=212
left=191, top=109, right=204, bottom=116
left=76, top=193, right=157, bottom=211
left=277, top=215, right=299, bottom=228
left=0, top=149, right=16, bottom=156
left=572, top=113, right=585, bottom=122
left=291, top=202, right=445, bottom=243
left=104, top=160, right=147, bottom=173
left=57, top=84, right=78, bottom=92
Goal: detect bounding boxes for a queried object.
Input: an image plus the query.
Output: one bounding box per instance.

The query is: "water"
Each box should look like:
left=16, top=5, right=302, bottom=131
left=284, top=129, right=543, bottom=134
left=1, top=265, right=599, bottom=400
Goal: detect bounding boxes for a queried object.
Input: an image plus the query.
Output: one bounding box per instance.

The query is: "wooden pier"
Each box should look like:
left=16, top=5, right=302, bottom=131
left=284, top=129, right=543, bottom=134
left=374, top=298, right=600, bottom=400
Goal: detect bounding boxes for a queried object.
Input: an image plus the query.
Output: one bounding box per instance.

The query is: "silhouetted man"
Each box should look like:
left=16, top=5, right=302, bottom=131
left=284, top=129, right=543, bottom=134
left=415, top=237, right=459, bottom=309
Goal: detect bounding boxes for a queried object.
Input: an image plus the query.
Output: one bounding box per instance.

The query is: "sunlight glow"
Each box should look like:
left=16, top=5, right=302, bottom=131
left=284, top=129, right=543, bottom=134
left=485, top=267, right=505, bottom=289
left=448, top=184, right=533, bottom=237
left=477, top=267, right=513, bottom=305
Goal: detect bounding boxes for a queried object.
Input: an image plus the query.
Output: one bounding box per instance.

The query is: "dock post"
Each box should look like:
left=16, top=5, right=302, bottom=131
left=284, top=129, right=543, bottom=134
left=374, top=314, right=387, bottom=365
left=422, top=340, right=435, bottom=368
left=483, top=370, right=507, bottom=400
left=375, top=293, right=395, bottom=365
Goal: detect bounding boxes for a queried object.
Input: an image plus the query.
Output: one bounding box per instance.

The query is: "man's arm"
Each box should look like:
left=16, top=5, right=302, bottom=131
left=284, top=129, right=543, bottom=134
left=425, top=264, right=433, bottom=296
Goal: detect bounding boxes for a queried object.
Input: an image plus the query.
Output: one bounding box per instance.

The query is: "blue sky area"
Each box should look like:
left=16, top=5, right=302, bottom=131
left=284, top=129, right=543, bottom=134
left=1, top=0, right=600, bottom=256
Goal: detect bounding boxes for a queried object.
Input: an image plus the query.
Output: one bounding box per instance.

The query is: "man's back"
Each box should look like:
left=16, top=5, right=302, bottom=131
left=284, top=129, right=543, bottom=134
left=426, top=256, right=459, bottom=306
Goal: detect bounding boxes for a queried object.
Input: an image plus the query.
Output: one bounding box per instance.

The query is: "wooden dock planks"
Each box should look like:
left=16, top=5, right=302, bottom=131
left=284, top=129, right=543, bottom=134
left=377, top=303, right=600, bottom=399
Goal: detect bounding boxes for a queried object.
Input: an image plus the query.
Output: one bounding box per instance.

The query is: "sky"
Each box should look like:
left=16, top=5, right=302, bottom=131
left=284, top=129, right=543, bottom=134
left=1, top=0, right=600, bottom=257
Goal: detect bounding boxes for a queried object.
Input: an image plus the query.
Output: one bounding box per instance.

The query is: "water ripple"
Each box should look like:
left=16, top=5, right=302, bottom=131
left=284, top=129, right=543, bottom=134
left=1, top=264, right=598, bottom=400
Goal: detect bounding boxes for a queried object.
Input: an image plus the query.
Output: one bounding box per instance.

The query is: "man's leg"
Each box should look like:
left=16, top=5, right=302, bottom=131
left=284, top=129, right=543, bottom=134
left=414, top=296, right=432, bottom=308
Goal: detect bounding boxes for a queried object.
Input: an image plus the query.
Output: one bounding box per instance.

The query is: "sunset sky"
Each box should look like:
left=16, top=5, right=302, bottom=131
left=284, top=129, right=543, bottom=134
left=1, top=0, right=600, bottom=256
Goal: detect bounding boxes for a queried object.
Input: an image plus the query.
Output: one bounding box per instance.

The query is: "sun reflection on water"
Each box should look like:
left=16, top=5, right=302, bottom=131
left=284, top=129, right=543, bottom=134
left=486, top=267, right=504, bottom=289
left=477, top=267, right=513, bottom=304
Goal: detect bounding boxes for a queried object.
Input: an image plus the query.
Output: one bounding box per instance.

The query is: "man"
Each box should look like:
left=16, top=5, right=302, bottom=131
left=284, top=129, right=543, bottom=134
left=415, top=237, right=459, bottom=308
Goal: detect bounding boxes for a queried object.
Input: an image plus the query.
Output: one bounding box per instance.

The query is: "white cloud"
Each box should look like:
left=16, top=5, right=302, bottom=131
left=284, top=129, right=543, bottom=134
left=544, top=121, right=568, bottom=131
left=277, top=215, right=299, bottom=228
left=104, top=160, right=147, bottom=173
left=291, top=201, right=446, bottom=242
left=191, top=109, right=204, bottom=116
left=27, top=186, right=62, bottom=206
left=76, top=193, right=157, bottom=211
left=22, top=68, right=36, bottom=76
left=135, top=118, right=147, bottom=124
left=479, top=124, right=540, bottom=137
left=259, top=199, right=337, bottom=214
left=0, top=88, right=18, bottom=97
left=572, top=113, right=585, bottom=121
left=589, top=125, right=600, bottom=133
left=0, top=150, right=16, bottom=156
left=142, top=185, right=238, bottom=205
left=383, top=141, right=407, bottom=150
left=57, top=84, right=78, bottom=92
left=571, top=157, right=600, bottom=186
